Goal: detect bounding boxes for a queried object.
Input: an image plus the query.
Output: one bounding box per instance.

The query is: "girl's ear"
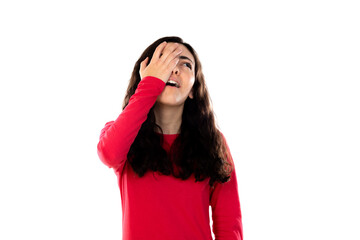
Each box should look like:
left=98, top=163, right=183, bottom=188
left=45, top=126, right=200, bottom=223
left=189, top=89, right=194, bottom=99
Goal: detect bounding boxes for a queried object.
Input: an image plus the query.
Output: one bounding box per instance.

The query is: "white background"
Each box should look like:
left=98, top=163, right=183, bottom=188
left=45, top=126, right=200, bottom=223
left=1, top=0, right=359, bottom=239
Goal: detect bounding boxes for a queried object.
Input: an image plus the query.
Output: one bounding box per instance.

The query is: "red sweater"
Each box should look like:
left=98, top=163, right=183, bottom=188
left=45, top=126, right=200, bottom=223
left=97, top=76, right=243, bottom=240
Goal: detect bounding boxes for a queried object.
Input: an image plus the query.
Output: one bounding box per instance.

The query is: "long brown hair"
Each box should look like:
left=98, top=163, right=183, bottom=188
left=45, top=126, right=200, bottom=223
left=123, top=36, right=233, bottom=187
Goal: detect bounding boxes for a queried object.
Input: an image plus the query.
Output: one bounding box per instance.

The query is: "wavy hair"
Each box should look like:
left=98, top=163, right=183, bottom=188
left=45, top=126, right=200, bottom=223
left=123, top=36, right=233, bottom=187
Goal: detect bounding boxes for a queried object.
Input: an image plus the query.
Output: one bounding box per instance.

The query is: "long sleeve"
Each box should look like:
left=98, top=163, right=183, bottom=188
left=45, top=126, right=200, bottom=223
left=97, top=76, right=165, bottom=173
left=210, top=134, right=243, bottom=240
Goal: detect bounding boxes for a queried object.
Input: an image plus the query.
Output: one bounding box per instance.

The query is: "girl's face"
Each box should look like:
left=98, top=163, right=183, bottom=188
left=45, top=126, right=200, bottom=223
left=156, top=43, right=195, bottom=106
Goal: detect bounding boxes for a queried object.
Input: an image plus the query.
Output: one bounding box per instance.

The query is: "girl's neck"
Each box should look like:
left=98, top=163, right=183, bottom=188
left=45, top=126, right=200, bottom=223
left=153, top=103, right=183, bottom=134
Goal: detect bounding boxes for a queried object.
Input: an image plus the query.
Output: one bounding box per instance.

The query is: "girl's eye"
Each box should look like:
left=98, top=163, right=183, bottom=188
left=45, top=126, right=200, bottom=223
left=184, top=63, right=192, bottom=69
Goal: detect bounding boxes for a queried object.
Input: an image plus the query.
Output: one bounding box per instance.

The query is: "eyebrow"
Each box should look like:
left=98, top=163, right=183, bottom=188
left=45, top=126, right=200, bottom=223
left=179, top=56, right=194, bottom=64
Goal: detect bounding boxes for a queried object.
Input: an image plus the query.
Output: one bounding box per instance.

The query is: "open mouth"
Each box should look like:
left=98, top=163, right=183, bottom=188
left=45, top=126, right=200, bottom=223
left=165, top=80, right=180, bottom=88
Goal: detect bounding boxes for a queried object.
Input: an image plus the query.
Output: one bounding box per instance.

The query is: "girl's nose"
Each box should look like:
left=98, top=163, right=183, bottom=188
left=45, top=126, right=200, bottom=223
left=172, top=66, right=179, bottom=75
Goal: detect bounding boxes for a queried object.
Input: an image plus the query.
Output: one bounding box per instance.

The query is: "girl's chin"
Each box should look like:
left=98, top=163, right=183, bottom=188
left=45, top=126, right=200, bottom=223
left=155, top=98, right=185, bottom=107
left=156, top=101, right=181, bottom=106
left=156, top=92, right=190, bottom=106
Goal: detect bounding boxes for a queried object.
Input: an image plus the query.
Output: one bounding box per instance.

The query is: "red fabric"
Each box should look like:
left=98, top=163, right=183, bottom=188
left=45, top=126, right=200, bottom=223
left=97, top=76, right=243, bottom=240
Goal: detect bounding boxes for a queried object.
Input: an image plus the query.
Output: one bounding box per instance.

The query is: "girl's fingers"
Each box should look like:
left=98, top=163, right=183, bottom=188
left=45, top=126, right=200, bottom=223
left=139, top=57, right=149, bottom=78
left=140, top=57, right=148, bottom=70
left=167, top=57, right=180, bottom=71
left=153, top=41, right=167, bottom=60
left=140, top=42, right=183, bottom=82
left=160, top=43, right=180, bottom=62
left=164, top=48, right=182, bottom=65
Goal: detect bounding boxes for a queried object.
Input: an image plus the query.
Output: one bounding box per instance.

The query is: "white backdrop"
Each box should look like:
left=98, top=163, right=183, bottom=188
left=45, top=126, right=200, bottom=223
left=1, top=0, right=359, bottom=239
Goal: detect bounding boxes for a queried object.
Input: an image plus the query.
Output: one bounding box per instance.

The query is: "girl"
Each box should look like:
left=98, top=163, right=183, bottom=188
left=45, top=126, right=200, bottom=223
left=97, top=36, right=243, bottom=240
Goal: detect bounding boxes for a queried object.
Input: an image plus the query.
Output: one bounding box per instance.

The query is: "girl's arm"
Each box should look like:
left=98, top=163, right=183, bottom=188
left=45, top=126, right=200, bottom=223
left=97, top=41, right=183, bottom=174
left=97, top=76, right=165, bottom=172
left=210, top=134, right=243, bottom=240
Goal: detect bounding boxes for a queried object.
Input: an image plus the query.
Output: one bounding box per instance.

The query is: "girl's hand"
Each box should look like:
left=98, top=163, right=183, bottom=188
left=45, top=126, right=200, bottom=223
left=139, top=42, right=182, bottom=83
